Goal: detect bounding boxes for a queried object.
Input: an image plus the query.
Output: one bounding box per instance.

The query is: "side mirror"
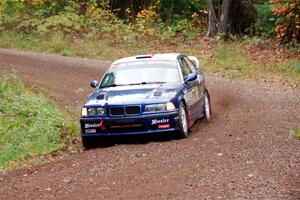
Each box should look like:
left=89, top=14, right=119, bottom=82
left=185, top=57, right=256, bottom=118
left=90, top=80, right=98, bottom=88
left=185, top=73, right=197, bottom=83
left=188, top=56, right=200, bottom=68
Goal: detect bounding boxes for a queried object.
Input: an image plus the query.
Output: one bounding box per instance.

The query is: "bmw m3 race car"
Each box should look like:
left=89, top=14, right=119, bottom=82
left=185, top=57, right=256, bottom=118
left=80, top=53, right=212, bottom=148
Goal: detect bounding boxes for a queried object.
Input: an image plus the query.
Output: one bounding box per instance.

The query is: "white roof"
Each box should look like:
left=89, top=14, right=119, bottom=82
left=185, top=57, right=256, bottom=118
left=111, top=53, right=181, bottom=65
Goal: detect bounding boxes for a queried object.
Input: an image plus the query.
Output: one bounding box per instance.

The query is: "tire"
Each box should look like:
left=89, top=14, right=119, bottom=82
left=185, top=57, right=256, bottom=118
left=203, top=91, right=212, bottom=122
left=81, top=136, right=96, bottom=149
left=176, top=102, right=189, bottom=139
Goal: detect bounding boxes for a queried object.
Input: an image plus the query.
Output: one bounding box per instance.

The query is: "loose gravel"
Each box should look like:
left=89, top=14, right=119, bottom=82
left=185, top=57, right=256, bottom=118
left=0, top=48, right=299, bottom=200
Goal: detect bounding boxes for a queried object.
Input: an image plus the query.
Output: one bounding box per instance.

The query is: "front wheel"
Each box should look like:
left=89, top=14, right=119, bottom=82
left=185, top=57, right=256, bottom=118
left=81, top=136, right=96, bottom=149
left=176, top=102, right=189, bottom=139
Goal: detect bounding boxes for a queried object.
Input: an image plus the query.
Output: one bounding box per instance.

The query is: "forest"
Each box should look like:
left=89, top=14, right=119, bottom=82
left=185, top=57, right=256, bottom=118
left=0, top=0, right=299, bottom=44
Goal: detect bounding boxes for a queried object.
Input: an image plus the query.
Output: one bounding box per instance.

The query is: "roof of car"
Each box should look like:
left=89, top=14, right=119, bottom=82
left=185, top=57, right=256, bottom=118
left=111, top=53, right=181, bottom=65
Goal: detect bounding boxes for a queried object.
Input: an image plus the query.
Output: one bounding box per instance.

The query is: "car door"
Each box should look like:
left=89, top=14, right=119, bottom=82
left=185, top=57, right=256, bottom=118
left=178, top=56, right=200, bottom=119
left=184, top=56, right=205, bottom=116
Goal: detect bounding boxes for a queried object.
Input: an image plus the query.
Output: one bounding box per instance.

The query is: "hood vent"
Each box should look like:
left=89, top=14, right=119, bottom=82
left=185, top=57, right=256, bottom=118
left=96, top=93, right=105, bottom=100
left=153, top=89, right=163, bottom=97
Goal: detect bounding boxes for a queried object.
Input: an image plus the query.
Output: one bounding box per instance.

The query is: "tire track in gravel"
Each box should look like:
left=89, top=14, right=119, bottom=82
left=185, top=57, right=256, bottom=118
left=0, top=48, right=299, bottom=200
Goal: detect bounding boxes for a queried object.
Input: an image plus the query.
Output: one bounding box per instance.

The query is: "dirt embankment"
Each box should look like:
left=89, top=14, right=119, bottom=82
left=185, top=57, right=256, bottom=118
left=0, top=48, right=299, bottom=200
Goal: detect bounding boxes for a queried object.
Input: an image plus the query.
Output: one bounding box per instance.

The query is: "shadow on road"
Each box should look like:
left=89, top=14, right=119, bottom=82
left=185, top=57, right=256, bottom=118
left=84, top=132, right=178, bottom=150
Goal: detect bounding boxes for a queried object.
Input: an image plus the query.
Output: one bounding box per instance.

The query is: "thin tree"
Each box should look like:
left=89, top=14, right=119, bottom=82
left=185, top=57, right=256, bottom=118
left=206, top=0, right=232, bottom=37
left=218, top=0, right=231, bottom=36
left=206, top=0, right=218, bottom=36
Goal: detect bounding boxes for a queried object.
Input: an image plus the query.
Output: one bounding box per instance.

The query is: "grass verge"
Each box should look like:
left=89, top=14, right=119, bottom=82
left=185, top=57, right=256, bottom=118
left=0, top=31, right=299, bottom=86
left=290, top=127, right=300, bottom=139
left=0, top=73, right=78, bottom=169
left=209, top=41, right=300, bottom=85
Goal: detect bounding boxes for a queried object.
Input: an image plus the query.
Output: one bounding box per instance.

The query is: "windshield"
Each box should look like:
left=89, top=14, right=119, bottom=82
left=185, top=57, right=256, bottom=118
left=99, top=60, right=180, bottom=88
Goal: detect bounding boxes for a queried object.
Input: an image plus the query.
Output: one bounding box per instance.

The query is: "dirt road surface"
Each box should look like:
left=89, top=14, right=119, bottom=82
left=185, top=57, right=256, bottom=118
left=0, top=48, right=299, bottom=199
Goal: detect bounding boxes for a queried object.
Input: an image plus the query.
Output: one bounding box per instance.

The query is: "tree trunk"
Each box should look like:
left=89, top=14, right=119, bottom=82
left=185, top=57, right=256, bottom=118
left=206, top=0, right=218, bottom=36
left=218, top=0, right=231, bottom=36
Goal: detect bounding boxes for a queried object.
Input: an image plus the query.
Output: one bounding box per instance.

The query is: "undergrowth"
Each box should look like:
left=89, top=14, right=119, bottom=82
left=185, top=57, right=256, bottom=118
left=0, top=73, right=79, bottom=169
left=291, top=127, right=300, bottom=139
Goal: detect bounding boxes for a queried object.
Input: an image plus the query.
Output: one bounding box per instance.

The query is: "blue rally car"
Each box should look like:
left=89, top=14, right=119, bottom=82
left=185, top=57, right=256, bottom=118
left=80, top=53, right=212, bottom=148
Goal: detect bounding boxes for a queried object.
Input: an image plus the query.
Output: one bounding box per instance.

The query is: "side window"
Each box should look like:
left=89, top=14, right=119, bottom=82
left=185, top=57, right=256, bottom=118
left=184, top=57, right=196, bottom=72
left=100, top=72, right=115, bottom=87
left=179, top=58, right=192, bottom=78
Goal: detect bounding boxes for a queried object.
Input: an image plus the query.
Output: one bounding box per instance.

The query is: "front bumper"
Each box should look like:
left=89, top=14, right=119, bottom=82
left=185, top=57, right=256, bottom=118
left=80, top=111, right=180, bottom=136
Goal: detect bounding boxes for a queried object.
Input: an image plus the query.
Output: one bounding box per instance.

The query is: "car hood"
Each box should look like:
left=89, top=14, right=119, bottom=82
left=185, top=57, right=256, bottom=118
left=85, top=83, right=181, bottom=106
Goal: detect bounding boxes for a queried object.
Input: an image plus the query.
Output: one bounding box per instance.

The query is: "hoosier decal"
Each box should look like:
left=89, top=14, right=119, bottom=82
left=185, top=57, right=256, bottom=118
left=151, top=118, right=169, bottom=125
left=85, top=123, right=100, bottom=129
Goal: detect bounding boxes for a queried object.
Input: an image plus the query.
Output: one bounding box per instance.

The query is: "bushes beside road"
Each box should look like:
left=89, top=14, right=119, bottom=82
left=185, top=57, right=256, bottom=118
left=0, top=73, right=78, bottom=169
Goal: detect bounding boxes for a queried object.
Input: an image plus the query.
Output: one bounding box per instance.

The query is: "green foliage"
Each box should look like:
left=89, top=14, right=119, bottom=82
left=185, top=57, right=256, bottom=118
left=2, top=0, right=24, bottom=15
left=0, top=0, right=207, bottom=40
left=208, top=40, right=299, bottom=84
left=171, top=18, right=202, bottom=39
left=37, top=12, right=84, bottom=34
left=211, top=42, right=254, bottom=78
left=0, top=73, right=78, bottom=169
left=0, top=0, right=298, bottom=44
left=290, top=127, right=300, bottom=139
left=158, top=0, right=193, bottom=21
left=255, top=2, right=275, bottom=36
left=0, top=31, right=72, bottom=54
left=281, top=60, right=300, bottom=81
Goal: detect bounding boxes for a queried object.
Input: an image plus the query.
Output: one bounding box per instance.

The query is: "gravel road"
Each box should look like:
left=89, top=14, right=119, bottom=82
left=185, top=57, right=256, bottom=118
left=0, top=48, right=299, bottom=200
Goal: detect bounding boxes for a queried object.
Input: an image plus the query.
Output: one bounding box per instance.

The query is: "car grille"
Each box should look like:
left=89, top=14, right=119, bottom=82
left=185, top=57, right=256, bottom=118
left=109, top=124, right=145, bottom=133
left=125, top=106, right=141, bottom=115
left=110, top=107, right=124, bottom=116
left=110, top=106, right=141, bottom=116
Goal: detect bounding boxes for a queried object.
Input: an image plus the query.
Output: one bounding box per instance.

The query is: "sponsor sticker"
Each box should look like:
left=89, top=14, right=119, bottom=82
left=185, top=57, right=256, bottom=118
left=85, top=123, right=100, bottom=129
left=151, top=118, right=169, bottom=125
left=184, top=87, right=200, bottom=106
left=84, top=120, right=106, bottom=131
left=85, top=129, right=96, bottom=133
left=158, top=124, right=170, bottom=129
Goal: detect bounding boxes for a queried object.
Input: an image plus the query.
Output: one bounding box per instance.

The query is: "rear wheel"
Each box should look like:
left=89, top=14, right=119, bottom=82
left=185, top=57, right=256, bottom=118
left=176, top=102, right=189, bottom=139
left=203, top=91, right=212, bottom=122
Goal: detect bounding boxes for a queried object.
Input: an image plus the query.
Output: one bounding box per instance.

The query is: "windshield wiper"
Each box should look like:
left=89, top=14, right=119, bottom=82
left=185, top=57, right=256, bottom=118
left=99, top=84, right=125, bottom=88
left=129, top=81, right=167, bottom=85
left=100, top=82, right=167, bottom=88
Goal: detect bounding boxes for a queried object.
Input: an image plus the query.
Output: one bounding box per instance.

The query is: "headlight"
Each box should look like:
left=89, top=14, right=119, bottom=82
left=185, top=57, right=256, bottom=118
left=96, top=107, right=105, bottom=115
left=166, top=102, right=176, bottom=110
left=145, top=102, right=175, bottom=112
left=81, top=107, right=105, bottom=116
left=88, top=107, right=97, bottom=116
left=81, top=107, right=87, bottom=116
